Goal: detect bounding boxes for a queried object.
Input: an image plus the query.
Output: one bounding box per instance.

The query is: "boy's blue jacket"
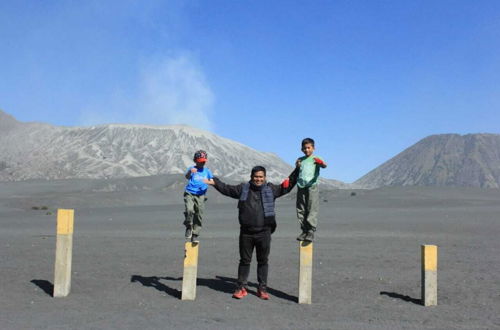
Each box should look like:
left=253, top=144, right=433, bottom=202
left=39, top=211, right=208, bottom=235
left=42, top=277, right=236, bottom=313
left=185, top=166, right=213, bottom=195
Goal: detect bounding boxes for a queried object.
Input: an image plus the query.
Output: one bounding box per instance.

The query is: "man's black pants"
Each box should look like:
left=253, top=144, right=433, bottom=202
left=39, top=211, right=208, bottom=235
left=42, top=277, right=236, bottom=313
left=237, top=229, right=271, bottom=289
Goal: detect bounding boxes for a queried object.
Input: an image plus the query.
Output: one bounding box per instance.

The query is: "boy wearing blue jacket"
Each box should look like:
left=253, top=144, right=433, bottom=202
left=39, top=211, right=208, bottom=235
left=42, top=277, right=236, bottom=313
left=183, top=150, right=213, bottom=242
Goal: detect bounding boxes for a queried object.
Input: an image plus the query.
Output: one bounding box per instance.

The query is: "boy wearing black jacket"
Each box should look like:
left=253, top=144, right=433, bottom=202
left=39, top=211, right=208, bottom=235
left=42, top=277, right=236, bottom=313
left=205, top=166, right=298, bottom=300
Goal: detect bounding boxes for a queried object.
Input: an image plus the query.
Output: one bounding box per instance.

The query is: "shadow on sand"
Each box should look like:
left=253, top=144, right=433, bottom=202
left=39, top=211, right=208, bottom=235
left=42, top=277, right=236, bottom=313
left=380, top=291, right=422, bottom=305
left=130, top=275, right=181, bottom=299
left=130, top=275, right=233, bottom=299
left=31, top=279, right=53, bottom=297
left=130, top=275, right=297, bottom=302
left=164, top=276, right=236, bottom=294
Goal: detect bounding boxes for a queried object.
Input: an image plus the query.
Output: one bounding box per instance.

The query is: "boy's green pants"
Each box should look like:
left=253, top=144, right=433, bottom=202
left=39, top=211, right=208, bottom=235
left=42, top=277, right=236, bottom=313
left=183, top=192, right=206, bottom=235
left=296, top=185, right=319, bottom=232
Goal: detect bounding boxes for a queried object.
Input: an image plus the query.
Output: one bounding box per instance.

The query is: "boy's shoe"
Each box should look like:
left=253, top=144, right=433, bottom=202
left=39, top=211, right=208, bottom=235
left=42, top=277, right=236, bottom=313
left=296, top=232, right=307, bottom=241
left=257, top=288, right=269, bottom=300
left=304, top=231, right=314, bottom=242
left=191, top=234, right=199, bottom=243
left=232, top=287, right=248, bottom=299
left=185, top=227, right=192, bottom=239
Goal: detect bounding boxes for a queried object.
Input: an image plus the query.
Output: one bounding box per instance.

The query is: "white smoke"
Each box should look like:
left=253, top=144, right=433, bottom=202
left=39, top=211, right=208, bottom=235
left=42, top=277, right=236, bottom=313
left=137, top=54, right=215, bottom=130
left=79, top=54, right=215, bottom=130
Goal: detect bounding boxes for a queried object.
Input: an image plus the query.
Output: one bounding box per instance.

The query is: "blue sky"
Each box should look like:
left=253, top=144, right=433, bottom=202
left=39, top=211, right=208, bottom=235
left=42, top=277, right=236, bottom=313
left=1, top=1, right=499, bottom=183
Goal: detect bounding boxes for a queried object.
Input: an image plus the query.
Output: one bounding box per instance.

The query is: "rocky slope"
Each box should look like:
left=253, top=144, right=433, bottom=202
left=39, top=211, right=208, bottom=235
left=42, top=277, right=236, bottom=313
left=355, top=134, right=500, bottom=188
left=0, top=110, right=346, bottom=188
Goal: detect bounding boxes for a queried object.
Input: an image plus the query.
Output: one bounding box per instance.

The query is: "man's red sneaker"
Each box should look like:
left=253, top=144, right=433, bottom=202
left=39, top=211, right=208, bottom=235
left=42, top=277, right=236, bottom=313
left=257, top=288, right=269, bottom=300
left=232, top=288, right=248, bottom=299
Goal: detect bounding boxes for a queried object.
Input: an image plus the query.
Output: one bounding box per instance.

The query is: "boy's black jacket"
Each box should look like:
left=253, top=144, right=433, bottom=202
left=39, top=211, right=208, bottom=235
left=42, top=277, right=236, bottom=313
left=212, top=169, right=298, bottom=233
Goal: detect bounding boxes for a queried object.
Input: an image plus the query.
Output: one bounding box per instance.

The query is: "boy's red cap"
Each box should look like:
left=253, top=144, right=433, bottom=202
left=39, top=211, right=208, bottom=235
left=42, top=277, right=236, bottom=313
left=194, top=150, right=207, bottom=162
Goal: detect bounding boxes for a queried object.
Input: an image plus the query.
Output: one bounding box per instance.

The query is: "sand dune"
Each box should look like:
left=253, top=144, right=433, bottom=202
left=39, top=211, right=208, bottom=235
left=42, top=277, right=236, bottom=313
left=1, top=180, right=499, bottom=329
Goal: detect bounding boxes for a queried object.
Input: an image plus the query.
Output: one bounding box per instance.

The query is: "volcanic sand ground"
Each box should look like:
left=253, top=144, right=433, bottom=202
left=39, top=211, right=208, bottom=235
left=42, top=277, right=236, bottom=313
left=1, top=181, right=499, bottom=329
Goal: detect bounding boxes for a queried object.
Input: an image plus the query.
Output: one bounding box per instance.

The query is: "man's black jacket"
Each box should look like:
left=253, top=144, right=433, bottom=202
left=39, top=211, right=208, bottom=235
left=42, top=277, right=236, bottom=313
left=212, top=170, right=298, bottom=233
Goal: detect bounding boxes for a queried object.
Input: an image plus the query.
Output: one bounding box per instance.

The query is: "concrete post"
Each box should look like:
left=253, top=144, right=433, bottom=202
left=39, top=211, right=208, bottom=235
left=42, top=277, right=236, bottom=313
left=298, top=241, right=313, bottom=304
left=182, top=242, right=199, bottom=300
left=53, top=209, right=74, bottom=297
left=421, top=244, right=438, bottom=306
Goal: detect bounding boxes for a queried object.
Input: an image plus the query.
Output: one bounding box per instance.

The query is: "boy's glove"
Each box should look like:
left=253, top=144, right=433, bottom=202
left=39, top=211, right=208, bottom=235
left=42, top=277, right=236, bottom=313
left=281, top=178, right=290, bottom=189
left=313, top=157, right=325, bottom=166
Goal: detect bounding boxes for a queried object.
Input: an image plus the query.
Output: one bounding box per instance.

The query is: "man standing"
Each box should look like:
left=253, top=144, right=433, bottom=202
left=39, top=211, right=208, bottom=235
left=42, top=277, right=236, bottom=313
left=205, top=166, right=297, bottom=300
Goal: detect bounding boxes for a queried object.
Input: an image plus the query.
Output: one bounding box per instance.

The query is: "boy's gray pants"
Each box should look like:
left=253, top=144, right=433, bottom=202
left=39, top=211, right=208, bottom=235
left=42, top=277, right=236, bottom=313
left=183, top=192, right=206, bottom=235
left=296, top=185, right=319, bottom=232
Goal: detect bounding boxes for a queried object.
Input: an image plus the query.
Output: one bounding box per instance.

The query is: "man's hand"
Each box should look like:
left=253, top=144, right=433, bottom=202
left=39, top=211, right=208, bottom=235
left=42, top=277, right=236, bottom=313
left=191, top=167, right=198, bottom=173
left=281, top=178, right=290, bottom=189
left=203, top=178, right=215, bottom=185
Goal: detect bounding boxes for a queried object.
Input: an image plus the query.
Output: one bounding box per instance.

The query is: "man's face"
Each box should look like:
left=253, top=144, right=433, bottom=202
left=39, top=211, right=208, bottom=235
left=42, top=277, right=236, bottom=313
left=251, top=171, right=266, bottom=186
left=302, top=143, right=315, bottom=157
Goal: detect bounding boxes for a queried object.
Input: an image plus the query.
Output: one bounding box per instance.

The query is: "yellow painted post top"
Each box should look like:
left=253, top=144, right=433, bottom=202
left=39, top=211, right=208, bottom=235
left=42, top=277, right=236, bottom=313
left=184, top=242, right=199, bottom=267
left=300, top=242, right=313, bottom=266
left=421, top=244, right=438, bottom=271
left=57, top=209, right=74, bottom=235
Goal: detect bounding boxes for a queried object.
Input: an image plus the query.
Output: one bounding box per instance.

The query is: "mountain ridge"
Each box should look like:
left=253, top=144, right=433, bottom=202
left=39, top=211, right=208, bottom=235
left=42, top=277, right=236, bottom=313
left=0, top=110, right=348, bottom=188
left=355, top=133, right=500, bottom=188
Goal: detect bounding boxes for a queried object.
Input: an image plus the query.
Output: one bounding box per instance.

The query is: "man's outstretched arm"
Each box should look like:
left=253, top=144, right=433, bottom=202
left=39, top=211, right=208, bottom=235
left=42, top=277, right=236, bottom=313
left=204, top=177, right=242, bottom=199
left=273, top=167, right=299, bottom=198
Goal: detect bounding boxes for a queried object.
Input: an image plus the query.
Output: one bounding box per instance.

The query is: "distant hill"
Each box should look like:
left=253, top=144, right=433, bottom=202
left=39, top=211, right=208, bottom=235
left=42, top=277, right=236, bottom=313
left=355, top=134, right=500, bottom=188
left=0, top=110, right=20, bottom=132
left=0, top=110, right=347, bottom=188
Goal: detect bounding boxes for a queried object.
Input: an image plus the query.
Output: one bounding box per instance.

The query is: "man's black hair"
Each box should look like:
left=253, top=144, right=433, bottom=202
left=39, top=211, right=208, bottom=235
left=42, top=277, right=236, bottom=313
left=301, top=137, right=315, bottom=147
left=251, top=166, right=266, bottom=176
